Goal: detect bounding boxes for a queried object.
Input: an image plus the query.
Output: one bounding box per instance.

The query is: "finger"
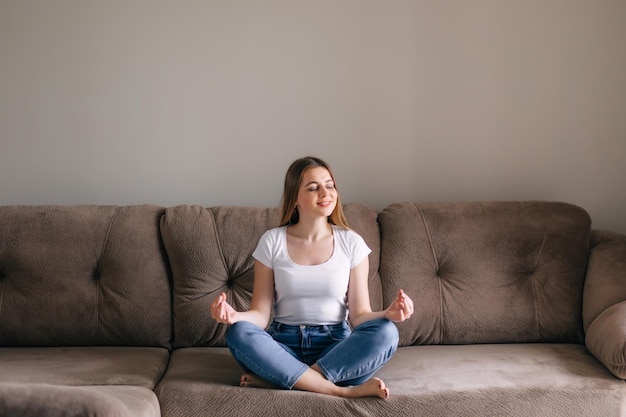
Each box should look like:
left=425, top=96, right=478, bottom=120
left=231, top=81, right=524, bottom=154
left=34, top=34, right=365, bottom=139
left=400, top=292, right=412, bottom=308
left=212, top=300, right=222, bottom=314
left=212, top=293, right=224, bottom=310
left=218, top=308, right=228, bottom=323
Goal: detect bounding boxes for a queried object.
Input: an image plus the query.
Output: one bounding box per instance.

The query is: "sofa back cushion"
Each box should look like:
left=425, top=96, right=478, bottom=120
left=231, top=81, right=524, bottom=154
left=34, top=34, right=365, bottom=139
left=0, top=205, right=171, bottom=348
left=160, top=204, right=381, bottom=347
left=378, top=201, right=591, bottom=346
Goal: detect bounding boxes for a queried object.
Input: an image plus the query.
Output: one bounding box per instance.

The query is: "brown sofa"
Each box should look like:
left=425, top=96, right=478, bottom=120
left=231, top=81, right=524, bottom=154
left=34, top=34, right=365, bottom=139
left=1, top=201, right=624, bottom=417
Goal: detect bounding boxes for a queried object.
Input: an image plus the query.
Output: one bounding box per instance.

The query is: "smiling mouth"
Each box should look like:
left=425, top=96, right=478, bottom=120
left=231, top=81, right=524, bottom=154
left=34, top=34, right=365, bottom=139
left=318, top=201, right=333, bottom=207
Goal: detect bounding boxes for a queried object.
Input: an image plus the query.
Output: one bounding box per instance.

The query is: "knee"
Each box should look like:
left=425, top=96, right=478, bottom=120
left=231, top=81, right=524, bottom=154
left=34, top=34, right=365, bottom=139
left=367, top=319, right=399, bottom=348
left=357, top=319, right=399, bottom=348
left=226, top=321, right=260, bottom=346
left=378, top=319, right=400, bottom=348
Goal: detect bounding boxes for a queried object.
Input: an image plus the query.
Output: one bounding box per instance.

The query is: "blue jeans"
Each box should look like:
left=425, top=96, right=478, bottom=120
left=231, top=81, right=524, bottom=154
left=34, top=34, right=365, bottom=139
left=226, top=318, right=399, bottom=390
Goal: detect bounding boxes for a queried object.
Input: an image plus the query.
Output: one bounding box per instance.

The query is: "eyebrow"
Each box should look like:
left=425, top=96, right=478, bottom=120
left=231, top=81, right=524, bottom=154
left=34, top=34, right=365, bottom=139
left=304, top=179, right=334, bottom=187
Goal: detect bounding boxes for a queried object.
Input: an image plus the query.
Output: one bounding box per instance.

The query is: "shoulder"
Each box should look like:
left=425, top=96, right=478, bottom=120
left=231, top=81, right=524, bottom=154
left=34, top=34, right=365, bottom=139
left=262, top=226, right=286, bottom=237
left=333, top=225, right=363, bottom=240
left=332, top=226, right=368, bottom=248
left=333, top=226, right=371, bottom=267
left=257, top=226, right=286, bottom=245
left=253, top=226, right=287, bottom=265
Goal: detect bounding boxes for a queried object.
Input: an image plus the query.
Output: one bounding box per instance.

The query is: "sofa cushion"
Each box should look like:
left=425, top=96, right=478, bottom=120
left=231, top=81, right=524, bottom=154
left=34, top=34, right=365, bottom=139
left=0, top=205, right=171, bottom=348
left=160, top=203, right=381, bottom=348
left=0, top=347, right=169, bottom=388
left=0, top=383, right=160, bottom=417
left=374, top=344, right=624, bottom=417
left=379, top=201, right=591, bottom=346
left=155, top=344, right=623, bottom=417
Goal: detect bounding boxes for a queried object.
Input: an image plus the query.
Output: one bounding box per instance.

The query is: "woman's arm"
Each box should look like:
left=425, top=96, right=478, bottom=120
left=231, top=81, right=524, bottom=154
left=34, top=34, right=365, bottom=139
left=211, top=260, right=274, bottom=329
left=347, top=257, right=414, bottom=328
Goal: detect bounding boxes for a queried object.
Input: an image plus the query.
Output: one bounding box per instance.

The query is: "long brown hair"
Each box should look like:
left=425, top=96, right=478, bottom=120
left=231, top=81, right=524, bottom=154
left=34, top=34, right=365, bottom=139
left=279, top=156, right=349, bottom=228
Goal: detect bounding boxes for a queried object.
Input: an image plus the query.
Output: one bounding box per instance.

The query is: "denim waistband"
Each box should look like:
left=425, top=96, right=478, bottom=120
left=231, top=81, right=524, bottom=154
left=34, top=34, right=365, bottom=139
left=271, top=321, right=346, bottom=332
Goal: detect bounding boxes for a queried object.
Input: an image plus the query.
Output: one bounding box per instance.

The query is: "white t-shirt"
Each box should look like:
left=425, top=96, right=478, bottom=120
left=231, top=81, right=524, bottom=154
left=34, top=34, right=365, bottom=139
left=252, top=225, right=371, bottom=325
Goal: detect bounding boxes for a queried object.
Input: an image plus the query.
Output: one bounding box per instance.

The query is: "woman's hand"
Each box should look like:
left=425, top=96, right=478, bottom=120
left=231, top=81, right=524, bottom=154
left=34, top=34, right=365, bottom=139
left=210, top=292, right=239, bottom=324
left=384, top=290, right=414, bottom=323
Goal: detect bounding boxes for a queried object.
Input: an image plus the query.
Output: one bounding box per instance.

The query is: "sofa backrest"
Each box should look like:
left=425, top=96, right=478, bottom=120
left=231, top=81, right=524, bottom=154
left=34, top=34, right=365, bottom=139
left=378, top=201, right=591, bottom=346
left=160, top=203, right=381, bottom=348
left=0, top=205, right=171, bottom=348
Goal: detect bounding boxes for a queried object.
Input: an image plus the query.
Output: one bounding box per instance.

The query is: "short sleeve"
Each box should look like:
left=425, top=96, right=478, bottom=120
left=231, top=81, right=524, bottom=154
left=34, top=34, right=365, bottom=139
left=252, top=229, right=276, bottom=268
left=348, top=230, right=371, bottom=269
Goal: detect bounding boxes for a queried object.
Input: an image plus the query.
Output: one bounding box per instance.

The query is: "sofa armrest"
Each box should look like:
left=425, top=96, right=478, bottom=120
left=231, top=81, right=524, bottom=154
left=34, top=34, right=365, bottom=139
left=582, top=230, right=626, bottom=379
left=585, top=301, right=626, bottom=378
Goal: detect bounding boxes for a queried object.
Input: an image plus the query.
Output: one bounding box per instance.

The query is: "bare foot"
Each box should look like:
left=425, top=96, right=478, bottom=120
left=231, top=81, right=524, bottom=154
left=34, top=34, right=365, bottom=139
left=343, top=378, right=389, bottom=399
left=294, top=366, right=390, bottom=399
left=239, top=373, right=277, bottom=389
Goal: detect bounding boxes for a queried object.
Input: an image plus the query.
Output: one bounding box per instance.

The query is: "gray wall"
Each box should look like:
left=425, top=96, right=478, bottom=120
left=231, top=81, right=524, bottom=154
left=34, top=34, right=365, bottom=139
left=1, top=1, right=625, bottom=233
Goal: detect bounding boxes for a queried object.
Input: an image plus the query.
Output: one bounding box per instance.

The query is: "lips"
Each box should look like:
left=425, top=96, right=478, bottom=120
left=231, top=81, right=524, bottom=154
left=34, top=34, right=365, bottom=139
left=318, top=201, right=333, bottom=207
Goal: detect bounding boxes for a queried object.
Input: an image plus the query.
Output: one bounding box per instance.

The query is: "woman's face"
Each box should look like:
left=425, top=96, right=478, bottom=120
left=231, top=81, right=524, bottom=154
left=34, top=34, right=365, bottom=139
left=295, top=167, right=338, bottom=220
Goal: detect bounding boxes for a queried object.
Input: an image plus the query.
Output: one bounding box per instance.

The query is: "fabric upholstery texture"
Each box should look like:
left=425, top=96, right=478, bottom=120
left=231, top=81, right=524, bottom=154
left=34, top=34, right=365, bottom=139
left=1, top=201, right=625, bottom=416
left=583, top=229, right=626, bottom=379
left=0, top=205, right=171, bottom=348
left=374, top=344, right=625, bottom=417
left=155, top=344, right=625, bottom=417
left=583, top=230, right=626, bottom=329
left=0, top=347, right=169, bottom=388
left=160, top=203, right=381, bottom=348
left=585, top=301, right=626, bottom=379
left=0, top=383, right=160, bottom=417
left=378, top=201, right=591, bottom=346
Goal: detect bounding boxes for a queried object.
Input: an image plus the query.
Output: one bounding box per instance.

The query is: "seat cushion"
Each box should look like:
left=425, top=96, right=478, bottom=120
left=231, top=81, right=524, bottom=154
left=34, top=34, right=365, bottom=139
left=376, top=343, right=625, bottom=417
left=0, top=383, right=160, bottom=417
left=156, top=344, right=624, bottom=417
left=0, top=347, right=169, bottom=388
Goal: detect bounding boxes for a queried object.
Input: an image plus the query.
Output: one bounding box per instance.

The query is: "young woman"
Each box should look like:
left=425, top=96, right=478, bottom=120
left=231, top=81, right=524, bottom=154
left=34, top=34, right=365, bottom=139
left=210, top=156, right=413, bottom=399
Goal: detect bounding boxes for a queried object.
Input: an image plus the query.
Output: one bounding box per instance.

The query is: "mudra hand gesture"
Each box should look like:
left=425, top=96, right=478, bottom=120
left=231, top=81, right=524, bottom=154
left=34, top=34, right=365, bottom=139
left=384, top=290, right=414, bottom=322
left=211, top=292, right=239, bottom=324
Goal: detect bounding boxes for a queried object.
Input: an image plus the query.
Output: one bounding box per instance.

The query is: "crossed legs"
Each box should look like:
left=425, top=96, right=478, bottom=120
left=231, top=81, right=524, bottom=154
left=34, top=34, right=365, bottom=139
left=227, top=319, right=398, bottom=399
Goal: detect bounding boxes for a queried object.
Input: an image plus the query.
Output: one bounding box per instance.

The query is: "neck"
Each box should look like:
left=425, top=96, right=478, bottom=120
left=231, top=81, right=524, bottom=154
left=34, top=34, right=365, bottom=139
left=289, top=217, right=332, bottom=241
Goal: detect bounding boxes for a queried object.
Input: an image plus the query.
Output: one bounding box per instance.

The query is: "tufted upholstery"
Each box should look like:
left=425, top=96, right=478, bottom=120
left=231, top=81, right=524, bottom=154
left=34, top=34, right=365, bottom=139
left=0, top=205, right=171, bottom=348
left=3, top=201, right=626, bottom=417
left=378, top=201, right=592, bottom=346
left=160, top=203, right=381, bottom=348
